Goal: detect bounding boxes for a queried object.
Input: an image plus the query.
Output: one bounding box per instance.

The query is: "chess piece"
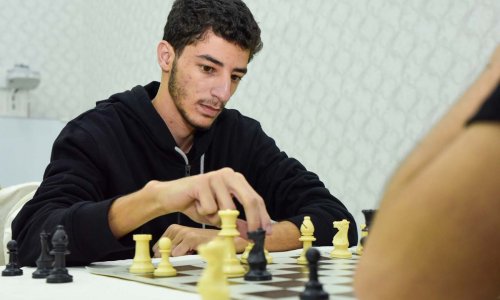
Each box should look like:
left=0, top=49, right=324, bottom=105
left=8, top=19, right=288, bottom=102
left=197, top=238, right=229, bottom=300
left=299, top=247, right=329, bottom=300
left=244, top=228, right=272, bottom=281
left=2, top=240, right=23, bottom=276
left=241, top=242, right=272, bottom=264
left=330, top=219, right=352, bottom=259
left=46, top=225, right=73, bottom=283
left=154, top=237, right=176, bottom=277
left=218, top=209, right=245, bottom=277
left=32, top=230, right=54, bottom=278
left=264, top=248, right=273, bottom=264
left=129, top=234, right=155, bottom=274
left=356, top=224, right=367, bottom=255
left=360, top=209, right=377, bottom=248
left=240, top=242, right=253, bottom=264
left=297, top=216, right=316, bottom=264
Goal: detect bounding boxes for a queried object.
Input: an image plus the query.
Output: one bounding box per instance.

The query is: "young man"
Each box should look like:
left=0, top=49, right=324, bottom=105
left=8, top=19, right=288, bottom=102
left=12, top=0, right=356, bottom=266
left=354, top=45, right=500, bottom=299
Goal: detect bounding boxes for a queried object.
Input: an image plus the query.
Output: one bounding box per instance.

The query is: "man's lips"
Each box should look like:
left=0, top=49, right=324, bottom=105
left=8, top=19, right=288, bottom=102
left=198, top=103, right=221, bottom=117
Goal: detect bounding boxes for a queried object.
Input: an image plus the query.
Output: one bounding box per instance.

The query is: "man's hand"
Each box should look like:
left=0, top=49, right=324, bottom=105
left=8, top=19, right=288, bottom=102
left=152, top=168, right=272, bottom=232
left=153, top=224, right=248, bottom=257
left=108, top=168, right=272, bottom=239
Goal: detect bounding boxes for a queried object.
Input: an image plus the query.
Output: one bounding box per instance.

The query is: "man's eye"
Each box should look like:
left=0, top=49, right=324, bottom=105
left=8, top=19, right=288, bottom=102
left=201, top=65, right=214, bottom=73
left=231, top=75, right=242, bottom=82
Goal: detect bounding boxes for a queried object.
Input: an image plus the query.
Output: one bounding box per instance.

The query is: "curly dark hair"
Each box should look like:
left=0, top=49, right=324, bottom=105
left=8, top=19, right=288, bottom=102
left=163, top=0, right=263, bottom=61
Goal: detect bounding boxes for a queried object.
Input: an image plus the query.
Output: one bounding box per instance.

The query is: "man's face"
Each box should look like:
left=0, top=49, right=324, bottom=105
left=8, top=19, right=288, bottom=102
left=168, top=31, right=250, bottom=130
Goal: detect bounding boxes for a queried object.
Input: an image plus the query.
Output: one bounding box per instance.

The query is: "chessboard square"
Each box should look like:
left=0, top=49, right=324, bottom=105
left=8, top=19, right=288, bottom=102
left=323, top=283, right=355, bottom=295
left=245, top=289, right=300, bottom=299
left=158, top=276, right=199, bottom=284
left=274, top=272, right=309, bottom=280
left=260, top=280, right=305, bottom=289
left=318, top=269, right=355, bottom=276
left=322, top=275, right=353, bottom=284
left=323, top=263, right=357, bottom=270
left=329, top=291, right=358, bottom=299
left=267, top=262, right=296, bottom=268
left=267, top=264, right=304, bottom=272
left=319, top=255, right=332, bottom=260
left=175, top=265, right=204, bottom=272
left=243, top=296, right=298, bottom=300
left=290, top=254, right=332, bottom=260
left=271, top=257, right=298, bottom=264
left=240, top=296, right=298, bottom=300
left=134, top=273, right=155, bottom=279
left=168, top=272, right=195, bottom=278
left=230, top=283, right=280, bottom=294
left=295, top=274, right=353, bottom=285
left=288, top=283, right=354, bottom=296
left=228, top=276, right=288, bottom=284
left=319, top=250, right=334, bottom=256
left=318, top=265, right=349, bottom=272
left=182, top=280, right=200, bottom=286
left=327, top=296, right=356, bottom=300
left=178, top=269, right=205, bottom=276
left=277, top=266, right=309, bottom=273
left=324, top=257, right=356, bottom=262
left=267, top=269, right=299, bottom=276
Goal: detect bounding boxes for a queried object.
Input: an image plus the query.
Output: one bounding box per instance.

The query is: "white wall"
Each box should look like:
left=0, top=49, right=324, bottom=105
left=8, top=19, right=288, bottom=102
left=0, top=117, right=64, bottom=187
left=0, top=0, right=499, bottom=226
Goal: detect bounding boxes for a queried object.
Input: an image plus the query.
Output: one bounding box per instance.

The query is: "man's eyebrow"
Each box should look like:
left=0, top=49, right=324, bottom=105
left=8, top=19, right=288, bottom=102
left=197, top=54, right=247, bottom=74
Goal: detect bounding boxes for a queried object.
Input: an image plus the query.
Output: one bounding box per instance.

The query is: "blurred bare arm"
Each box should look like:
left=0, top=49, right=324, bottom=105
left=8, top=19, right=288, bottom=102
left=381, top=45, right=500, bottom=207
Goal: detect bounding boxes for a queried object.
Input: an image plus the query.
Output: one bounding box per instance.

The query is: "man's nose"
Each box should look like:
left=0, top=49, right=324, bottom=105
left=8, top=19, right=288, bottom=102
left=211, top=77, right=231, bottom=102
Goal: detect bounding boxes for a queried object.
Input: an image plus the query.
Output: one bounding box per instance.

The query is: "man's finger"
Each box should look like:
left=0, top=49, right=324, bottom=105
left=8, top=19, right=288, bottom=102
left=171, top=242, right=192, bottom=257
left=258, top=201, right=273, bottom=234
left=210, top=173, right=236, bottom=211
left=153, top=247, right=161, bottom=258
left=196, top=181, right=219, bottom=217
left=225, top=172, right=268, bottom=231
left=236, top=219, right=249, bottom=239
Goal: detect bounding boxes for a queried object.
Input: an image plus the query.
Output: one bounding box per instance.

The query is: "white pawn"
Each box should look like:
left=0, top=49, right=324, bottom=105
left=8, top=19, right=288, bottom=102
left=154, top=237, right=176, bottom=277
left=197, top=238, right=229, bottom=300
left=330, top=219, right=352, bottom=259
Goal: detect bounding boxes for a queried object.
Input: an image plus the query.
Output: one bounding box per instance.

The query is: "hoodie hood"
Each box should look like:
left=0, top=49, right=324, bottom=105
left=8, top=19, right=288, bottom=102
left=96, top=81, right=217, bottom=163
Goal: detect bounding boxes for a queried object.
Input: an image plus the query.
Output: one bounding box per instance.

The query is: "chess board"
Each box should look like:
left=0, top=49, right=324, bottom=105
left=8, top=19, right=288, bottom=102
left=86, top=248, right=359, bottom=300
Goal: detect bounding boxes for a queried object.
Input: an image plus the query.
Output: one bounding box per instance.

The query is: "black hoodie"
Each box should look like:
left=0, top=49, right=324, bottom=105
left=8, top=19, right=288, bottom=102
left=12, top=81, right=357, bottom=266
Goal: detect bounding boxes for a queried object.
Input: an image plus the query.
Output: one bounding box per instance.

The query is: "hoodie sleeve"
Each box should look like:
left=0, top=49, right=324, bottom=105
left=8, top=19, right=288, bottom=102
left=467, top=83, right=500, bottom=124
left=11, top=121, right=128, bottom=266
left=242, top=121, right=357, bottom=247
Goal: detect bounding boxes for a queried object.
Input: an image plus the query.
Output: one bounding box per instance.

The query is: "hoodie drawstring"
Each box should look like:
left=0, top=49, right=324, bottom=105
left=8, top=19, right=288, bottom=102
left=174, top=147, right=206, bottom=229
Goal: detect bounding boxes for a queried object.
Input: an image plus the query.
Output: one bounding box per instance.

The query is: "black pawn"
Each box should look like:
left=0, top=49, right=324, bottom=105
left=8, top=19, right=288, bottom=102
left=299, top=247, right=329, bottom=300
left=244, top=228, right=272, bottom=281
left=46, top=225, right=72, bottom=283
left=32, top=230, right=54, bottom=278
left=2, top=240, right=23, bottom=276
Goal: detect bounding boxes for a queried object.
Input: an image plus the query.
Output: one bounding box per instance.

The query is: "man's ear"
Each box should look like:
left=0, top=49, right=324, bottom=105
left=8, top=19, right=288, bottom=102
left=157, top=40, right=175, bottom=72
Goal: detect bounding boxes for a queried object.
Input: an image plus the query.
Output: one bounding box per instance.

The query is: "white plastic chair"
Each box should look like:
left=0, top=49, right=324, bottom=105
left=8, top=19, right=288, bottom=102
left=0, top=182, right=40, bottom=265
